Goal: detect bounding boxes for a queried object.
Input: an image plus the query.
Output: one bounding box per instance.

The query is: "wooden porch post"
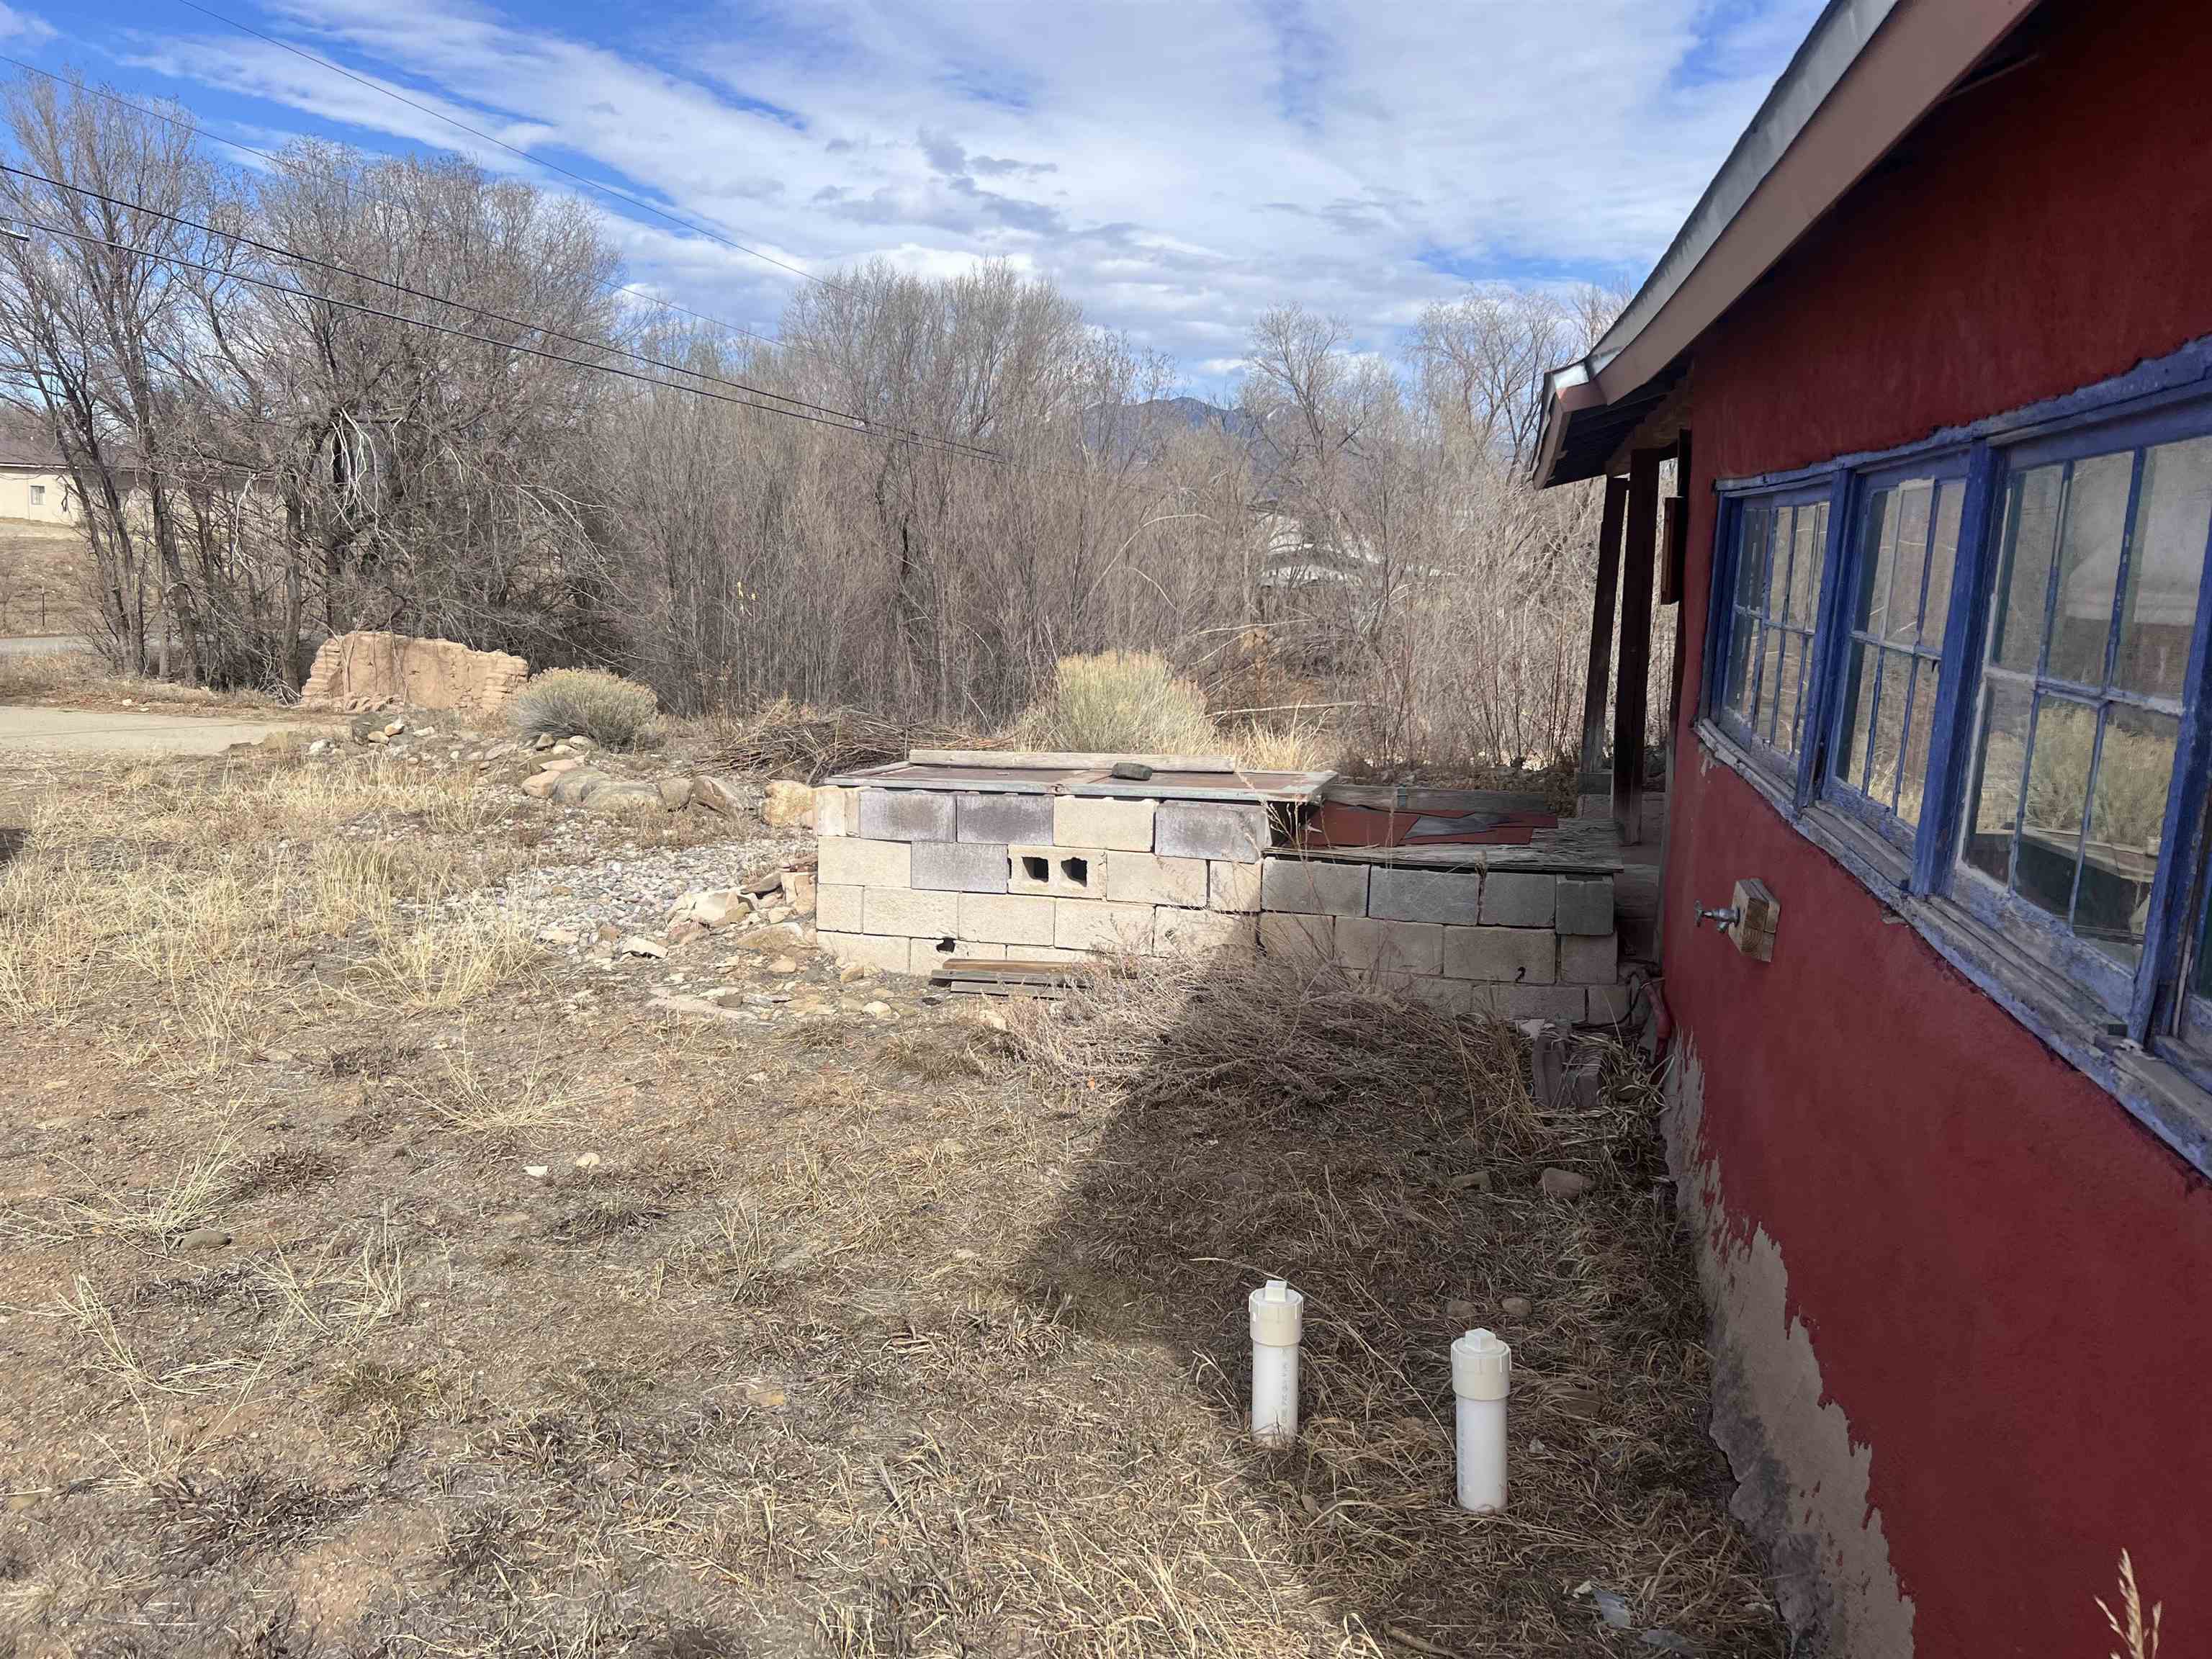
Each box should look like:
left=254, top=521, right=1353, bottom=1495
left=1578, top=475, right=1629, bottom=789
left=1614, top=446, right=1666, bottom=843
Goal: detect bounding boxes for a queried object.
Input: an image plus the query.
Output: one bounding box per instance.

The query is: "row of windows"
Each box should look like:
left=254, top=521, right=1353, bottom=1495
left=1711, top=380, right=2212, bottom=1092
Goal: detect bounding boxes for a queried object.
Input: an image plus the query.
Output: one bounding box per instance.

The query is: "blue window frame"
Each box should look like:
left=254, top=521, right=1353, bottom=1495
left=1712, top=483, right=1838, bottom=781
left=1702, top=338, right=2212, bottom=1169
left=1825, top=464, right=1968, bottom=851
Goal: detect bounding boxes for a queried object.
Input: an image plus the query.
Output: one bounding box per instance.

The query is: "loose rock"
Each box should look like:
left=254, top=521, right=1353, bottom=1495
left=619, top=936, right=668, bottom=959
left=761, top=779, right=814, bottom=828
left=1539, top=1167, right=1593, bottom=1200
left=1501, top=1295, right=1534, bottom=1319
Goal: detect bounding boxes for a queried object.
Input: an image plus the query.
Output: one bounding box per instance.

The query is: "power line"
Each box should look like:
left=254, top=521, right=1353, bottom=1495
left=0, top=161, right=1002, bottom=464
left=7, top=212, right=1007, bottom=463
left=168, top=0, right=845, bottom=296
left=0, top=53, right=787, bottom=354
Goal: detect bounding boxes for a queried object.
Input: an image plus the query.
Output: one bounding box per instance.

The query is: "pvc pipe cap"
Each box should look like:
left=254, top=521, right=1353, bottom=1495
left=1452, top=1328, right=1512, bottom=1400
left=1249, top=1279, right=1304, bottom=1346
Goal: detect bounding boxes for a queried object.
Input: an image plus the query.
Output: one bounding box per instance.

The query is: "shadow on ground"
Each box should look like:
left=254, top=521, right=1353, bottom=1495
left=1011, top=951, right=1784, bottom=1655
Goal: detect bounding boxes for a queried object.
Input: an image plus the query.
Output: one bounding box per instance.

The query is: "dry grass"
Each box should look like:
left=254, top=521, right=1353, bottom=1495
left=508, top=667, right=662, bottom=750
left=0, top=752, right=535, bottom=1052
left=0, top=742, right=1792, bottom=1658
left=997, top=952, right=1769, bottom=1654
left=2100, top=1551, right=2164, bottom=1659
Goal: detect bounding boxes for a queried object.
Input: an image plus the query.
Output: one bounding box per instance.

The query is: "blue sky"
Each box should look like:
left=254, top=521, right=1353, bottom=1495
left=3, top=0, right=1823, bottom=394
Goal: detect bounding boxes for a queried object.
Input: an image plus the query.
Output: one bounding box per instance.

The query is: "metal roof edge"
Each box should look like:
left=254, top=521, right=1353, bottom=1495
left=1532, top=0, right=2034, bottom=487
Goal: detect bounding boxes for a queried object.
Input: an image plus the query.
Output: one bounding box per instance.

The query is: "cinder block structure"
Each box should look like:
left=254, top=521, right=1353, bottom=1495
left=814, top=753, right=1629, bottom=1024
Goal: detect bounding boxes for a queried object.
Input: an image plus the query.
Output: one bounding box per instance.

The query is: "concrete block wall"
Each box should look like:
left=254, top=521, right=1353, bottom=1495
left=1257, top=857, right=1629, bottom=1025
left=817, top=786, right=1266, bottom=979
left=816, top=781, right=1625, bottom=1024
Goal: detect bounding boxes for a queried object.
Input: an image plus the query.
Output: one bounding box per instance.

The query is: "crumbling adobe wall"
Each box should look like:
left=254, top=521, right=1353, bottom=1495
left=301, top=631, right=529, bottom=718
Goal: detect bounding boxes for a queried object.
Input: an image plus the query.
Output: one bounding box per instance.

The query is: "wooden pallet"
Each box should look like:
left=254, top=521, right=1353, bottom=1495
left=932, top=957, right=1098, bottom=998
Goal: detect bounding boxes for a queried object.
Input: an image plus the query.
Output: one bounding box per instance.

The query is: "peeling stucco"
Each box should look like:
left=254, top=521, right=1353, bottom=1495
left=1664, top=1039, right=1917, bottom=1658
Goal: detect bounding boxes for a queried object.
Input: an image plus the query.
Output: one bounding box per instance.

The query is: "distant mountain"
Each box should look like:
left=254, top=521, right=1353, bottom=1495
left=1126, top=396, right=1261, bottom=441
left=1082, top=396, right=1263, bottom=462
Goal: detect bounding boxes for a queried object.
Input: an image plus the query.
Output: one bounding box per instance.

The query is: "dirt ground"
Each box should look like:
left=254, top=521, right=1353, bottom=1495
left=0, top=525, right=89, bottom=640
left=0, top=735, right=1786, bottom=1658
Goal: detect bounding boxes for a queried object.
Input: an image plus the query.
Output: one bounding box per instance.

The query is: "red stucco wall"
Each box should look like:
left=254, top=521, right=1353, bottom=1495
left=1666, top=0, right=2212, bottom=1651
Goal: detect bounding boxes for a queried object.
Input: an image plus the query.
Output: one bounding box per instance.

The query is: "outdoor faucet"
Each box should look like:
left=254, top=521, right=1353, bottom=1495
left=1694, top=904, right=1741, bottom=930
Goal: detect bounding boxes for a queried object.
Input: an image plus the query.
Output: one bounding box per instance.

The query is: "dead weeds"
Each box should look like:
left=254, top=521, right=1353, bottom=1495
left=0, top=743, right=1786, bottom=1658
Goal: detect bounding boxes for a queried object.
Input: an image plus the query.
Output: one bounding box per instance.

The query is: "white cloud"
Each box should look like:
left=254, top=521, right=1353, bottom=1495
left=112, top=0, right=1823, bottom=388
left=0, top=3, right=54, bottom=45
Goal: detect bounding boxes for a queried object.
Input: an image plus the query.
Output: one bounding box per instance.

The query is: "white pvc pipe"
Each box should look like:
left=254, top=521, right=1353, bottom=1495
left=1249, top=1279, right=1305, bottom=1444
left=1452, top=1328, right=1511, bottom=1512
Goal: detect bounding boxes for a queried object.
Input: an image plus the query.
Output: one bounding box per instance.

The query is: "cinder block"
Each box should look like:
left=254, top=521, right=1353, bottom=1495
left=814, top=786, right=856, bottom=837
left=912, top=840, right=1010, bottom=894
left=1335, top=916, right=1444, bottom=976
left=910, top=938, right=1006, bottom=974
left=1054, top=796, right=1156, bottom=852
left=864, top=887, right=960, bottom=938
left=1209, top=860, right=1263, bottom=913
left=1444, top=925, right=1558, bottom=984
left=1401, top=975, right=1475, bottom=1014
left=1259, top=912, right=1334, bottom=961
left=1586, top=983, right=1635, bottom=1025
left=1054, top=899, right=1155, bottom=953
left=1259, top=858, right=1369, bottom=917
left=818, top=837, right=911, bottom=889
left=858, top=788, right=956, bottom=843
left=1480, top=871, right=1555, bottom=927
left=819, top=931, right=912, bottom=975
left=1558, top=932, right=1619, bottom=984
left=1469, top=984, right=1586, bottom=1024
left=1154, top=907, right=1257, bottom=955
left=1106, top=851, right=1208, bottom=907
left=958, top=892, right=1056, bottom=946
left=816, top=883, right=863, bottom=934
left=1010, top=843, right=1103, bottom=896
left=1555, top=876, right=1616, bottom=936
left=956, top=791, right=1053, bottom=845
left=1156, top=801, right=1269, bottom=861
left=1369, top=868, right=1484, bottom=925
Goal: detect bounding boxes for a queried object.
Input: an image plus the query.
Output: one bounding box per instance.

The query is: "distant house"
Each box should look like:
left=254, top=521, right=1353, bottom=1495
left=1532, top=0, right=2212, bottom=1655
left=0, top=409, right=80, bottom=524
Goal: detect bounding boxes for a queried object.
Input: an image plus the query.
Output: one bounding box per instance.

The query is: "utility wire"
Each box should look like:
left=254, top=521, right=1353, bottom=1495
left=0, top=53, right=786, bottom=353
left=0, top=161, right=1004, bottom=464
left=169, top=0, right=843, bottom=295
left=7, top=212, right=1008, bottom=462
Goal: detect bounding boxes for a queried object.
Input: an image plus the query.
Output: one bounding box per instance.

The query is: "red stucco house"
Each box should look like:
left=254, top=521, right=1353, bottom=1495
left=1532, top=0, right=2212, bottom=1653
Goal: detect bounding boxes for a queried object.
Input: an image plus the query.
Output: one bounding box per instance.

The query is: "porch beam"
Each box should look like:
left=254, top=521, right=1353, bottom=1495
left=1614, top=446, right=1667, bottom=843
left=1578, top=475, right=1629, bottom=787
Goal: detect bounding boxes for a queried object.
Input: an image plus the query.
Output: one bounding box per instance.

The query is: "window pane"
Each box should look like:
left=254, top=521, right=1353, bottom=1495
left=1788, top=504, right=1825, bottom=629
left=1773, top=634, right=1802, bottom=753
left=1964, top=680, right=2033, bottom=885
left=1992, top=466, right=2064, bottom=673
left=1755, top=625, right=1785, bottom=742
left=1897, top=659, right=1940, bottom=829
left=1861, top=489, right=1899, bottom=639
left=1726, top=609, right=1755, bottom=714
left=2077, top=705, right=2177, bottom=964
left=2017, top=695, right=2098, bottom=924
left=1837, top=639, right=1878, bottom=793
left=1886, top=482, right=1933, bottom=642
left=2049, top=452, right=2134, bottom=685
left=1737, top=505, right=1771, bottom=611
left=2115, top=434, right=2212, bottom=701
left=1866, top=648, right=1913, bottom=809
left=1923, top=480, right=1963, bottom=651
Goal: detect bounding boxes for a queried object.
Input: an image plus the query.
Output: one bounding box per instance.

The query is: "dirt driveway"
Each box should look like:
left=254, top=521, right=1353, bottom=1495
left=0, top=703, right=340, bottom=757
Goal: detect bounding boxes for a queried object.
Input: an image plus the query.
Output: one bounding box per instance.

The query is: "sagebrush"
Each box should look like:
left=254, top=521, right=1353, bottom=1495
left=1016, top=652, right=1221, bottom=756
left=507, top=669, right=660, bottom=750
